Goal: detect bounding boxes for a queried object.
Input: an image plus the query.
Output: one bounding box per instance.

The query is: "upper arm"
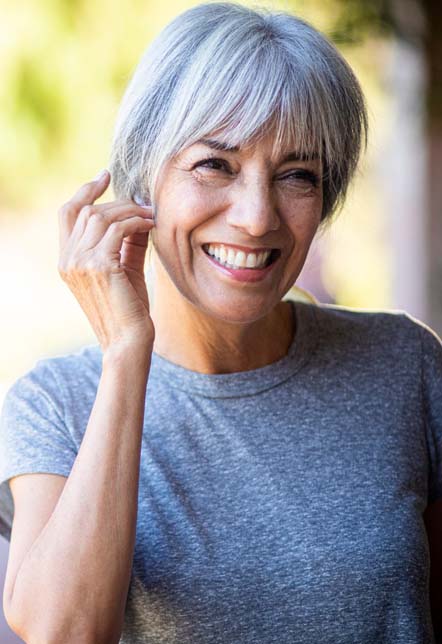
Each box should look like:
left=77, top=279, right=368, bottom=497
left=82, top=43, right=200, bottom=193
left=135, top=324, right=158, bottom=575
left=2, top=473, right=67, bottom=628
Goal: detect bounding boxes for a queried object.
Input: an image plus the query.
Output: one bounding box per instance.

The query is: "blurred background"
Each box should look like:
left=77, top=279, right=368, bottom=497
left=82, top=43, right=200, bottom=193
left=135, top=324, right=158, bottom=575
left=0, top=0, right=441, bottom=640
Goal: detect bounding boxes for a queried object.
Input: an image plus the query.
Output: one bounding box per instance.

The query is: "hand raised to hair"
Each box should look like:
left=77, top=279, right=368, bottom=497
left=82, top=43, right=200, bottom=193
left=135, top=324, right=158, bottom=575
left=57, top=170, right=155, bottom=353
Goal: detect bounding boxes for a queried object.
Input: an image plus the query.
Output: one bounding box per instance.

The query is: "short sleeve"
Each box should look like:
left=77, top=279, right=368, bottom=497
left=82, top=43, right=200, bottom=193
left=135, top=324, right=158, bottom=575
left=0, top=360, right=78, bottom=541
left=419, top=322, right=442, bottom=504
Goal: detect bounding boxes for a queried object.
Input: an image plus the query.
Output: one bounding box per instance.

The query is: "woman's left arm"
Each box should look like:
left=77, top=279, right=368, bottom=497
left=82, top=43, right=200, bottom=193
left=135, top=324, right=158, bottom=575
left=424, top=499, right=442, bottom=642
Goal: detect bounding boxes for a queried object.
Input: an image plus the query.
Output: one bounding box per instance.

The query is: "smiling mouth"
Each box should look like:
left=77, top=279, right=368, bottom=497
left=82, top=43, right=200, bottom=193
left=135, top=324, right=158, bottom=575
left=202, top=243, right=281, bottom=270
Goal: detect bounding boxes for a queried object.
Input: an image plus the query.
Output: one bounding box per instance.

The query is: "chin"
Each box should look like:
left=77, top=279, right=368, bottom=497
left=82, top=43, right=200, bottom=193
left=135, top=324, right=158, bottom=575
left=193, top=291, right=282, bottom=326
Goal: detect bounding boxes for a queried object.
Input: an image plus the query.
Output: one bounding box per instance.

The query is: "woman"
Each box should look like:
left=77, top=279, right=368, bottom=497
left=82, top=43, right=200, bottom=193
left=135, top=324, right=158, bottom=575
left=0, top=3, right=441, bottom=643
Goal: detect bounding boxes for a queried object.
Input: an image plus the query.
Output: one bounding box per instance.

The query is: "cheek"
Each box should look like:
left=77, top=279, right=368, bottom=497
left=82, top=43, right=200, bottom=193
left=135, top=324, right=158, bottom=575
left=278, top=181, right=323, bottom=218
left=285, top=202, right=322, bottom=244
left=157, top=182, right=228, bottom=233
left=302, top=210, right=322, bottom=239
left=281, top=203, right=322, bottom=273
left=152, top=185, right=226, bottom=269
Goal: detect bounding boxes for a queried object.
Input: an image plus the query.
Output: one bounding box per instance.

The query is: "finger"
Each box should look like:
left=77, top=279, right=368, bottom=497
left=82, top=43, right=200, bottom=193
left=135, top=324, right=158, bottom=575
left=97, top=216, right=155, bottom=258
left=101, top=218, right=154, bottom=274
left=121, top=231, right=151, bottom=273
left=85, top=199, right=153, bottom=213
left=74, top=203, right=154, bottom=250
left=58, top=170, right=111, bottom=248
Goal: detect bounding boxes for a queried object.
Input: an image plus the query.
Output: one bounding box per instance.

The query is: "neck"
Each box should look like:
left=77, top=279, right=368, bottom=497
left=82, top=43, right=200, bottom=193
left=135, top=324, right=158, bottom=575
left=149, top=260, right=295, bottom=375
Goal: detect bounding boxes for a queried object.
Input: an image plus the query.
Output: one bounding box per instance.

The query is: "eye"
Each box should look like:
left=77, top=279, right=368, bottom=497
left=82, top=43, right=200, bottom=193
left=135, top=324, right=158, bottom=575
left=278, top=169, right=320, bottom=188
left=193, top=157, right=232, bottom=173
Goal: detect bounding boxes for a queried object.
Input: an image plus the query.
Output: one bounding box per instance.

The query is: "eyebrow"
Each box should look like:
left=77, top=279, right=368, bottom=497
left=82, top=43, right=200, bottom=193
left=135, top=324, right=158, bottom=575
left=197, top=139, right=318, bottom=163
left=281, top=151, right=319, bottom=163
left=198, top=138, right=240, bottom=152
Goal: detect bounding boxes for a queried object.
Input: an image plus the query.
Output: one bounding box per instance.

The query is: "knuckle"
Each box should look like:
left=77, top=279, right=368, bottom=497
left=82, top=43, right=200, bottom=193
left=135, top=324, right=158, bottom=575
left=58, top=250, right=103, bottom=279
left=58, top=202, right=75, bottom=218
left=57, top=253, right=66, bottom=268
left=80, top=204, right=94, bottom=219
left=57, top=252, right=69, bottom=273
left=84, top=211, right=105, bottom=228
left=89, top=211, right=105, bottom=222
left=58, top=257, right=77, bottom=280
left=82, top=258, right=96, bottom=272
left=83, top=256, right=107, bottom=273
left=62, top=253, right=84, bottom=273
left=93, top=252, right=109, bottom=270
left=107, top=220, right=121, bottom=233
left=64, top=259, right=79, bottom=274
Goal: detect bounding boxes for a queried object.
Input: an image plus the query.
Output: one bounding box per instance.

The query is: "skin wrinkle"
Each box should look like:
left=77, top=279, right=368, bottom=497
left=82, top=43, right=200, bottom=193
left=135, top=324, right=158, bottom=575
left=110, top=3, right=367, bottom=228
left=149, top=132, right=322, bottom=374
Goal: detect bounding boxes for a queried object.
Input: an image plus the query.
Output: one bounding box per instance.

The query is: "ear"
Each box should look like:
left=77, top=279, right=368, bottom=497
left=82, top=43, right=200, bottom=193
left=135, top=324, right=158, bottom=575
left=134, top=192, right=156, bottom=225
left=133, top=192, right=149, bottom=206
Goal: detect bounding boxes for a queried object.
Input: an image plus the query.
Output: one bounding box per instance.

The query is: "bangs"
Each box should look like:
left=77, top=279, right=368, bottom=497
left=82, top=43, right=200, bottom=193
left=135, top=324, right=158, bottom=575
left=111, top=2, right=367, bottom=221
left=191, top=72, right=323, bottom=164
left=153, top=27, right=330, bottom=185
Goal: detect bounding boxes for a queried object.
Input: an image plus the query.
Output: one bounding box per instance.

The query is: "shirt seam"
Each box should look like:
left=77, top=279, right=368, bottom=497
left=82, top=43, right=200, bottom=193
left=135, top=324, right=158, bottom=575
left=148, top=301, right=319, bottom=399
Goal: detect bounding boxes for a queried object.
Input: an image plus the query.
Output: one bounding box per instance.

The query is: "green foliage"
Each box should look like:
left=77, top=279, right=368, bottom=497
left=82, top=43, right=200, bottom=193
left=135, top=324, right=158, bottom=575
left=0, top=0, right=422, bottom=212
left=12, top=54, right=67, bottom=156
left=328, top=0, right=395, bottom=44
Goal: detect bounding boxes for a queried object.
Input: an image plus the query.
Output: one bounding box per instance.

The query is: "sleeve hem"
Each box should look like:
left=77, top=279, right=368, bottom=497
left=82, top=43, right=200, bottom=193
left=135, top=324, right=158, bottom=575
left=0, top=466, right=72, bottom=541
left=0, top=464, right=72, bottom=489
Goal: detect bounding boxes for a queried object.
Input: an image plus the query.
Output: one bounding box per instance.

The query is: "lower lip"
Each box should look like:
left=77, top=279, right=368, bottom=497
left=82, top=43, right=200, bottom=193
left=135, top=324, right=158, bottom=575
left=203, top=250, right=278, bottom=282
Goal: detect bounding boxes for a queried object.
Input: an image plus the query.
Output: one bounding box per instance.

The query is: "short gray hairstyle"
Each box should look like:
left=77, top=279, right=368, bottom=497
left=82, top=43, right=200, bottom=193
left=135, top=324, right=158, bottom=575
left=109, top=2, right=368, bottom=224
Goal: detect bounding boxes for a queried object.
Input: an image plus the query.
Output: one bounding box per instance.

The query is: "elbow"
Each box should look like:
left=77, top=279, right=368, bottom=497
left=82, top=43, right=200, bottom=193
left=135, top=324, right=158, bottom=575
left=3, top=592, right=27, bottom=642
left=3, top=601, right=100, bottom=644
left=4, top=588, right=123, bottom=644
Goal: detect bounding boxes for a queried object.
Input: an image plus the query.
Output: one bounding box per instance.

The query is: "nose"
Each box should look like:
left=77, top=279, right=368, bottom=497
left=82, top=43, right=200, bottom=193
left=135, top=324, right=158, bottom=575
left=225, top=178, right=280, bottom=236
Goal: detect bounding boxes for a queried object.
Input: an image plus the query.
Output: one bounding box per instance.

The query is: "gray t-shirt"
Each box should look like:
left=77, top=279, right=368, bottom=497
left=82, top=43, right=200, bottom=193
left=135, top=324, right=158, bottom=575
left=0, top=300, right=441, bottom=644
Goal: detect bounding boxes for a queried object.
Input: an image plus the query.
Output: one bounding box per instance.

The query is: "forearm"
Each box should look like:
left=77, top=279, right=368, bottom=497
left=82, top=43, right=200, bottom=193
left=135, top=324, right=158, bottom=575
left=10, top=343, right=151, bottom=643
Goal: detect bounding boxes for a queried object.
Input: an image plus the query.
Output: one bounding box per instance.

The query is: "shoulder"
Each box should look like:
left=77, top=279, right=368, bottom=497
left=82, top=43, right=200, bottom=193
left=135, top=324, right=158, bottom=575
left=311, top=302, right=430, bottom=346
left=0, top=344, right=103, bottom=471
left=2, top=343, right=102, bottom=413
left=38, top=342, right=103, bottom=377
left=299, top=302, right=442, bottom=374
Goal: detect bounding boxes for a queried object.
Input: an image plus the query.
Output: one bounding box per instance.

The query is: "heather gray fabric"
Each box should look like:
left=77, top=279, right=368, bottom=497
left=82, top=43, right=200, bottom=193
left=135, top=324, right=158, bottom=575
left=0, top=300, right=441, bottom=644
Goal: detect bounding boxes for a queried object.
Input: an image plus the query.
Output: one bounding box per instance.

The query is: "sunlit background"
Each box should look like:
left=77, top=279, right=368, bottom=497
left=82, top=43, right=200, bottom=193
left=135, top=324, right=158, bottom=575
left=0, top=0, right=441, bottom=640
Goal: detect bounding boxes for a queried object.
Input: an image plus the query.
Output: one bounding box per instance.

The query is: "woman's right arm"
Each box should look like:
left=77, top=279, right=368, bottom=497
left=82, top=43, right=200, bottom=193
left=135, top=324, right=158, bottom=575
left=3, top=171, right=156, bottom=643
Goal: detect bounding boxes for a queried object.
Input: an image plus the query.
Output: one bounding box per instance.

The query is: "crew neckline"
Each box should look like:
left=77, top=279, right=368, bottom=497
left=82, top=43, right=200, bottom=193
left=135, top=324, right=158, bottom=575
left=149, top=300, right=318, bottom=398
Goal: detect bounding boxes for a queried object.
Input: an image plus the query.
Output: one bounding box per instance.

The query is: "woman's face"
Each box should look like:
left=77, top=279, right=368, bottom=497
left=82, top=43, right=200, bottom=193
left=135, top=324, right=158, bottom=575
left=150, top=132, right=323, bottom=324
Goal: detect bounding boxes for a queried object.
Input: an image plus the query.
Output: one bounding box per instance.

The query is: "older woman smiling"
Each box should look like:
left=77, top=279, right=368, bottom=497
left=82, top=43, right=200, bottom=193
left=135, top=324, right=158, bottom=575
left=1, top=3, right=441, bottom=644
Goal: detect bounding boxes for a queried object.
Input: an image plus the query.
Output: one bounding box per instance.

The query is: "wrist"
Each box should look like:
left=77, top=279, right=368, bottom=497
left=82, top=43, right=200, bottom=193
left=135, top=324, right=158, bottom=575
left=102, top=336, right=154, bottom=370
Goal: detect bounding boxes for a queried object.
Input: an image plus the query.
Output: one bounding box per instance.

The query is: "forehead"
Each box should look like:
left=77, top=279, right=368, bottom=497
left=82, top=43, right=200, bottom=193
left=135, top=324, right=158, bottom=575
left=183, top=130, right=320, bottom=164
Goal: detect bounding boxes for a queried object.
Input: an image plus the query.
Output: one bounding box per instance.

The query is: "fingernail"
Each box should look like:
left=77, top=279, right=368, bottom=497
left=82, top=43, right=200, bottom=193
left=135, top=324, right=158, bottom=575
left=93, top=169, right=108, bottom=181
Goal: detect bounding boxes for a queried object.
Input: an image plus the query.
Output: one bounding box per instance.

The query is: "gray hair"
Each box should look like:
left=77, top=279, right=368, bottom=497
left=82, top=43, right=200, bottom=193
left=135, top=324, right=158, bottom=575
left=109, top=2, right=368, bottom=225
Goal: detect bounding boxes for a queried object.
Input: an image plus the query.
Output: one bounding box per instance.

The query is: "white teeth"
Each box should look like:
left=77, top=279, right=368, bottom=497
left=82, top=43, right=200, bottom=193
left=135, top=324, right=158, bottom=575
left=246, top=253, right=257, bottom=268
left=235, top=251, right=246, bottom=268
left=205, top=244, right=272, bottom=269
left=227, top=248, right=236, bottom=265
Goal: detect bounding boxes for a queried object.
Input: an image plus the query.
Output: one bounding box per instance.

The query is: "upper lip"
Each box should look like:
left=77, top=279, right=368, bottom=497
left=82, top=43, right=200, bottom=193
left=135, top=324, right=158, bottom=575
left=203, top=242, right=279, bottom=253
